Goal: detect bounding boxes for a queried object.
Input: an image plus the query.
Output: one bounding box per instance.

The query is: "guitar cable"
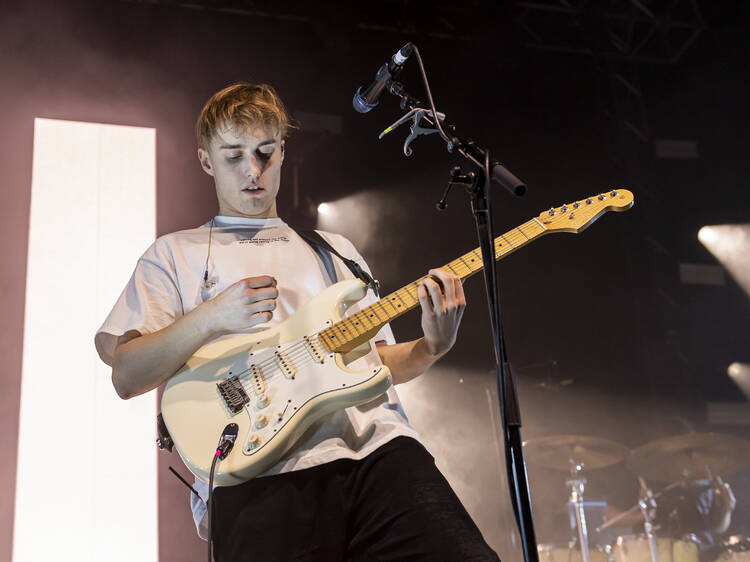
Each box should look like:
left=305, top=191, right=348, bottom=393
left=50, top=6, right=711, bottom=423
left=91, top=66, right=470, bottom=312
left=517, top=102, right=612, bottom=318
left=207, top=453, right=220, bottom=562
left=207, top=423, right=239, bottom=562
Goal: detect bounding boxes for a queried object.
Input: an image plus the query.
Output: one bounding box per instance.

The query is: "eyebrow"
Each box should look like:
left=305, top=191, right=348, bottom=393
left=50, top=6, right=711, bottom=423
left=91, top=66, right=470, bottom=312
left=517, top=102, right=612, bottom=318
left=219, top=139, right=277, bottom=150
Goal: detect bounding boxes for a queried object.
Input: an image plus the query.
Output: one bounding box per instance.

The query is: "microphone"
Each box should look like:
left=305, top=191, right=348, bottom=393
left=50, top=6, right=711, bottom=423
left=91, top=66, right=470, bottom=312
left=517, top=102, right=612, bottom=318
left=216, top=423, right=239, bottom=460
left=353, top=43, right=414, bottom=113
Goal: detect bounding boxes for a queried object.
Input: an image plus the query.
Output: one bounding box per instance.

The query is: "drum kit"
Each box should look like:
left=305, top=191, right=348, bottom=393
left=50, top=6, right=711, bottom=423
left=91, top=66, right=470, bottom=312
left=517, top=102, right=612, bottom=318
left=524, top=433, right=750, bottom=562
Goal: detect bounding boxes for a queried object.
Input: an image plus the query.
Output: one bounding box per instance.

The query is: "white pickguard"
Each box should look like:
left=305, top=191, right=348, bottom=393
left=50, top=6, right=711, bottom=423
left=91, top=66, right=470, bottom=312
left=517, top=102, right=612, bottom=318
left=161, top=279, right=392, bottom=487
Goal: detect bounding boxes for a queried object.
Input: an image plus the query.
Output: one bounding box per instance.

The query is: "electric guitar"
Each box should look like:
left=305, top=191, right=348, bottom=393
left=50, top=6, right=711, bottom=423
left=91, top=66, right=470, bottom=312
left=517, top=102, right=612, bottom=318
left=161, top=189, right=634, bottom=486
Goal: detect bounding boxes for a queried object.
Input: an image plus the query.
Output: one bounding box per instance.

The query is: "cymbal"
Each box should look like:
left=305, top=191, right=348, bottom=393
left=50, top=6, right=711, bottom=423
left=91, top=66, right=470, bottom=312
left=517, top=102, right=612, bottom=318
left=523, top=435, right=630, bottom=471
left=627, top=432, right=750, bottom=482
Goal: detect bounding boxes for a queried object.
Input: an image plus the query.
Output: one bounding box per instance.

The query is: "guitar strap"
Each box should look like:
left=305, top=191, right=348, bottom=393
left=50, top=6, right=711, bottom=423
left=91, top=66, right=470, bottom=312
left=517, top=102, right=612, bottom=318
left=292, top=228, right=380, bottom=297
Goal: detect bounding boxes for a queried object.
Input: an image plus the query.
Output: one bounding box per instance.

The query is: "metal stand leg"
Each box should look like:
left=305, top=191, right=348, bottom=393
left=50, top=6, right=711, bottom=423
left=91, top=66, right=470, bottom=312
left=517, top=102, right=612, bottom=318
left=637, top=478, right=659, bottom=562
left=567, top=462, right=591, bottom=562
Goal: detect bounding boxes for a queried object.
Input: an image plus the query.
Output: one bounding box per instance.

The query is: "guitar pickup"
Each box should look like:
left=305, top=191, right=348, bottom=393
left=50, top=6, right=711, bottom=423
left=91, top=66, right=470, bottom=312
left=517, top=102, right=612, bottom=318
left=275, top=351, right=297, bottom=379
left=216, top=375, right=250, bottom=415
left=303, top=335, right=325, bottom=364
left=250, top=365, right=266, bottom=397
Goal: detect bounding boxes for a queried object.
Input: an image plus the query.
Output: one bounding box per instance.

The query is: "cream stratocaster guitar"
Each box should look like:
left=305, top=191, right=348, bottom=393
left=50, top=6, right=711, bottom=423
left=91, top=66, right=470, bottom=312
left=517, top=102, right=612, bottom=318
left=161, top=189, right=634, bottom=486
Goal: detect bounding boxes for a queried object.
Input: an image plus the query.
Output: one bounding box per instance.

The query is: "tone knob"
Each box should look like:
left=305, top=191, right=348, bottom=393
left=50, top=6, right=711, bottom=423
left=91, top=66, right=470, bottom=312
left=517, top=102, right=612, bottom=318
left=247, top=434, right=261, bottom=450
left=256, top=394, right=270, bottom=409
left=254, top=415, right=269, bottom=429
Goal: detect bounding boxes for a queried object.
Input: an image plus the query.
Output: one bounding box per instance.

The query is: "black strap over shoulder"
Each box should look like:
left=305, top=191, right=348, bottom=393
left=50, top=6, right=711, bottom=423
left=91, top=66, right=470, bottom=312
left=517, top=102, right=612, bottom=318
left=292, top=228, right=380, bottom=297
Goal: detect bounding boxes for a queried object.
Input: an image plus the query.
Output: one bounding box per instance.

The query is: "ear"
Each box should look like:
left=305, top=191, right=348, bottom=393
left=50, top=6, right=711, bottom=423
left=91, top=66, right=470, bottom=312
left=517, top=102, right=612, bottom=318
left=280, top=140, right=286, bottom=163
left=197, top=147, right=215, bottom=177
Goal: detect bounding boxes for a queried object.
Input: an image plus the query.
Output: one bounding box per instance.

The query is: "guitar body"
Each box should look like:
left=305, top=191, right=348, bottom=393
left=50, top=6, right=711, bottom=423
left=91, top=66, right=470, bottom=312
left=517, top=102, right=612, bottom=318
left=161, top=278, right=392, bottom=487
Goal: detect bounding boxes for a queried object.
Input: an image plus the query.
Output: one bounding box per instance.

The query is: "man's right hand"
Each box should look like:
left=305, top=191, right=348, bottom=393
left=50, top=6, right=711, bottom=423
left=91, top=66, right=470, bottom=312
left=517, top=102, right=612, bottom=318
left=112, top=275, right=279, bottom=400
left=202, top=275, right=279, bottom=334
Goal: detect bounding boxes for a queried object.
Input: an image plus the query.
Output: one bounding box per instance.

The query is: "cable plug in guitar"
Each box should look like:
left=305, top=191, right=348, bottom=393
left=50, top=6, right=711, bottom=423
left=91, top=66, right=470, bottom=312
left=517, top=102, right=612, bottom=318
left=207, top=423, right=238, bottom=562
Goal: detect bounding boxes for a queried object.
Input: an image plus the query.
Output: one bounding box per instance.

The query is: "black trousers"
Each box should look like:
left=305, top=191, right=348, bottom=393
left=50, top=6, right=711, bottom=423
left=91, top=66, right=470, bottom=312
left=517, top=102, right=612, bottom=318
left=211, top=436, right=501, bottom=561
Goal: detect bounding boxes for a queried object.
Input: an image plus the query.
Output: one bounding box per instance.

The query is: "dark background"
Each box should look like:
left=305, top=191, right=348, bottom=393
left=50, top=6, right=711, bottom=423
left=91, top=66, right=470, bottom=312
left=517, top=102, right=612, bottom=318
left=1, top=1, right=748, bottom=560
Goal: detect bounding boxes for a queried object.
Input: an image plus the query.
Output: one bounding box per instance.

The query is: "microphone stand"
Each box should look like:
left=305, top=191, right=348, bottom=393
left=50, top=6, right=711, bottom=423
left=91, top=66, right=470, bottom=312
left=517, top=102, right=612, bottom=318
left=388, top=82, right=539, bottom=562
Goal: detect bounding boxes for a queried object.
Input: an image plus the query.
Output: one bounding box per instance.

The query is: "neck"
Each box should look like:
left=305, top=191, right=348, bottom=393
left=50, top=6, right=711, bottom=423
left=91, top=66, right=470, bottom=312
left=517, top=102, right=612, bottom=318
left=217, top=201, right=279, bottom=219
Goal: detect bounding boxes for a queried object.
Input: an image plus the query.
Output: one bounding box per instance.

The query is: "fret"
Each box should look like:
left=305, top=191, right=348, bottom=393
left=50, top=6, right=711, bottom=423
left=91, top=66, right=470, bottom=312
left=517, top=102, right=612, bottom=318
left=356, top=310, right=376, bottom=331
left=340, top=315, right=364, bottom=336
left=374, top=300, right=395, bottom=319
left=402, top=282, right=421, bottom=303
left=445, top=263, right=460, bottom=276
left=393, top=291, right=411, bottom=308
left=386, top=294, right=407, bottom=315
left=458, top=255, right=475, bottom=273
left=399, top=286, right=418, bottom=305
left=368, top=306, right=386, bottom=323
left=326, top=327, right=344, bottom=347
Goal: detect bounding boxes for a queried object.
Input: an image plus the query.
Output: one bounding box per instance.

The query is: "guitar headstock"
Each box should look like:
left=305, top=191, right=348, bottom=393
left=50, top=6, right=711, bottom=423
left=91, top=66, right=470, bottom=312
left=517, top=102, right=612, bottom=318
left=538, top=189, right=634, bottom=233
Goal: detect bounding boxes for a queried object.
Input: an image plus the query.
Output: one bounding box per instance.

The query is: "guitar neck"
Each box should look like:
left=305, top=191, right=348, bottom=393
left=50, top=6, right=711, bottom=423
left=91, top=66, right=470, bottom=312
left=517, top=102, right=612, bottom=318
left=318, top=217, right=548, bottom=353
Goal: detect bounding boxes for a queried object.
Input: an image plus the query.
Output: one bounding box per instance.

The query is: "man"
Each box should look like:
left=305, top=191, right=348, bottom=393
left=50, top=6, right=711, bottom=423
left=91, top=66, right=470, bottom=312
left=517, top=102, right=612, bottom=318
left=95, top=82, right=499, bottom=561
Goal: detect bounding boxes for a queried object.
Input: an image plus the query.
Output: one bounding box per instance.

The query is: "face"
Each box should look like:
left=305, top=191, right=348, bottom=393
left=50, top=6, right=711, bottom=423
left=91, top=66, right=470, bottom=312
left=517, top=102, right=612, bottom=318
left=197, top=122, right=284, bottom=218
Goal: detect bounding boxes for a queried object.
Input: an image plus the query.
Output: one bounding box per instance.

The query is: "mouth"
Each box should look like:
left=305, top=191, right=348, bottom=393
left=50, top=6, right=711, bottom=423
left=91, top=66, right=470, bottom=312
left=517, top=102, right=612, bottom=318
left=242, top=185, right=265, bottom=194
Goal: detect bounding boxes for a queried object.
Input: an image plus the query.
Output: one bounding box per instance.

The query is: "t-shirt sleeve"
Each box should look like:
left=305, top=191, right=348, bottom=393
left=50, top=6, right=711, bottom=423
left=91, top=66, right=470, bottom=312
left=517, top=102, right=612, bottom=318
left=317, top=231, right=396, bottom=346
left=94, top=240, right=184, bottom=366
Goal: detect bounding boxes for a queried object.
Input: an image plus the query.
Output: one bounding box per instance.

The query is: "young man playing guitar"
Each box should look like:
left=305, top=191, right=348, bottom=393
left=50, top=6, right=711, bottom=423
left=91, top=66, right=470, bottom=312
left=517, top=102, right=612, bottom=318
left=95, top=82, right=500, bottom=561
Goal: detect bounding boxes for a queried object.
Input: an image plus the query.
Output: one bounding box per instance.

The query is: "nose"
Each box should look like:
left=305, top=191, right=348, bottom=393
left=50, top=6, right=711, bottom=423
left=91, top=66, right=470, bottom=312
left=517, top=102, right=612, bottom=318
left=244, top=154, right=262, bottom=180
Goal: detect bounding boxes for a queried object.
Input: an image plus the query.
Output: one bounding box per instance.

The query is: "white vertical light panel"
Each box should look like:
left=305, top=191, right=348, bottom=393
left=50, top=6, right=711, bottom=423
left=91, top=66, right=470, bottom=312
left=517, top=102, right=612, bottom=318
left=14, top=119, right=157, bottom=562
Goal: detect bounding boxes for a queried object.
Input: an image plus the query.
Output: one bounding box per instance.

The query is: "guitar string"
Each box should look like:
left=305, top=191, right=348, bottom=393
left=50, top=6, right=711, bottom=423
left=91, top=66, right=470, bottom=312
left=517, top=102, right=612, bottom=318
left=229, top=225, right=541, bottom=390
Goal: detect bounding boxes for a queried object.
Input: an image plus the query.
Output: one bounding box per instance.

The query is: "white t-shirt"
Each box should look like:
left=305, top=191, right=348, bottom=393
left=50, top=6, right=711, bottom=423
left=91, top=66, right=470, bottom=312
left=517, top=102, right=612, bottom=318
left=95, top=216, right=421, bottom=539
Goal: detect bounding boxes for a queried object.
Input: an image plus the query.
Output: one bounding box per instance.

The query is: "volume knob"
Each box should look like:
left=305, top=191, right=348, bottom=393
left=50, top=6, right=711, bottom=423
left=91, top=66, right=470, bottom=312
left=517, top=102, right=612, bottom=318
left=256, top=394, right=270, bottom=409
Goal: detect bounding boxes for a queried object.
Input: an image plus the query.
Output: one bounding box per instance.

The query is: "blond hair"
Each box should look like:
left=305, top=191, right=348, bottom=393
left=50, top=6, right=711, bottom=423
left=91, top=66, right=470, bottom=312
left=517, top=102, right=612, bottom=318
left=196, top=82, right=293, bottom=148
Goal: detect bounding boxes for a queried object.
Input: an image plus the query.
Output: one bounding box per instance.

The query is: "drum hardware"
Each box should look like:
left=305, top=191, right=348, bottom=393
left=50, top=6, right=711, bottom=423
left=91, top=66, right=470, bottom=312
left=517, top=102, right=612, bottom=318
left=567, top=460, right=592, bottom=562
left=525, top=435, right=631, bottom=562
left=637, top=477, right=660, bottom=562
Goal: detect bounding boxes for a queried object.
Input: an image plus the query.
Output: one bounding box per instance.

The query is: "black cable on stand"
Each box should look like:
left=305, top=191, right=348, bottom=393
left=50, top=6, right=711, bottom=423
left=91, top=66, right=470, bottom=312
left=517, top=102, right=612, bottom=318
left=355, top=42, right=538, bottom=562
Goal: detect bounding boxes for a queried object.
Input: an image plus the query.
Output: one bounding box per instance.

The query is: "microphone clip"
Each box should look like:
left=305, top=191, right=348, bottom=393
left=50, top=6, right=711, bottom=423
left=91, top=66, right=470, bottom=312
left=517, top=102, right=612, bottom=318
left=378, top=106, right=445, bottom=157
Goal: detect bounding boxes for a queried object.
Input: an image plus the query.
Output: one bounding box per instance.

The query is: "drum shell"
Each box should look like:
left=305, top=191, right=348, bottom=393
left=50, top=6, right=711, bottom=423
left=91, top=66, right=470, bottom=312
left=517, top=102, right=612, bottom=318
left=538, top=543, right=611, bottom=562
left=614, top=535, right=698, bottom=562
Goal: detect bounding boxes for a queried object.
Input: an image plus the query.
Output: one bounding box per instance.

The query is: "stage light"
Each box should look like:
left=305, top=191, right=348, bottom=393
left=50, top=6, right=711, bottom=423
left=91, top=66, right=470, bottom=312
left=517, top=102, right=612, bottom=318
left=14, top=119, right=157, bottom=562
left=698, top=223, right=750, bottom=299
left=317, top=202, right=331, bottom=215
left=698, top=226, right=718, bottom=244
left=728, top=362, right=750, bottom=401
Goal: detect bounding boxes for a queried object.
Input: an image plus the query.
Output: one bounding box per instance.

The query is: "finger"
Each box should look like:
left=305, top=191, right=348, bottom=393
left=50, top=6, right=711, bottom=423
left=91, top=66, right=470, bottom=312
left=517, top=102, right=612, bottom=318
left=247, top=310, right=273, bottom=326
left=245, top=285, right=279, bottom=303
left=429, top=268, right=456, bottom=307
left=417, top=282, right=433, bottom=314
left=243, top=275, right=276, bottom=289
left=422, top=277, right=446, bottom=314
left=453, top=276, right=466, bottom=308
left=249, top=298, right=277, bottom=314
